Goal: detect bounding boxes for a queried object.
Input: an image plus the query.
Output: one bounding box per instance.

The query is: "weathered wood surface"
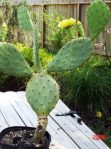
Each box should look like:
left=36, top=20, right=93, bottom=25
left=1, top=0, right=110, bottom=5
left=0, top=91, right=109, bottom=149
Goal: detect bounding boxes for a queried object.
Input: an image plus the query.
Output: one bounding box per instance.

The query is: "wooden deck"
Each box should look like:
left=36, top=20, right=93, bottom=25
left=0, top=91, right=109, bottom=149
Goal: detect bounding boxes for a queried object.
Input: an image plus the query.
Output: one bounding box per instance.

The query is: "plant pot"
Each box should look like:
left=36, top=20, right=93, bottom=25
left=0, top=126, right=51, bottom=149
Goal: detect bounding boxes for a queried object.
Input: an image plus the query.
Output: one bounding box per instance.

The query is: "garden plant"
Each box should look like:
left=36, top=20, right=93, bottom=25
left=44, top=12, right=85, bottom=52
left=0, top=0, right=110, bottom=148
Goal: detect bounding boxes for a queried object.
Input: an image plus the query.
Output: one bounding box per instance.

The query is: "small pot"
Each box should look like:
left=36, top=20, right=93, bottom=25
left=0, top=126, right=51, bottom=149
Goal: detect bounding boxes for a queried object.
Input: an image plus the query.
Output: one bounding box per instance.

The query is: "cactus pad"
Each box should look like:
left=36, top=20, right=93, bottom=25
left=87, top=0, right=110, bottom=40
left=17, top=5, right=33, bottom=31
left=26, top=72, right=59, bottom=116
left=47, top=37, right=92, bottom=72
left=0, top=42, right=32, bottom=77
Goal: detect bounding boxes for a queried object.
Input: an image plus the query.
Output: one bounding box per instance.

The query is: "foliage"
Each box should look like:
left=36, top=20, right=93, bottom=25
left=0, top=23, right=8, bottom=41
left=43, top=12, right=84, bottom=53
left=90, top=106, right=111, bottom=148
left=14, top=43, right=33, bottom=66
left=14, top=43, right=53, bottom=68
left=8, top=6, right=18, bottom=28
left=60, top=55, right=111, bottom=112
left=39, top=49, right=53, bottom=68
left=43, top=12, right=64, bottom=52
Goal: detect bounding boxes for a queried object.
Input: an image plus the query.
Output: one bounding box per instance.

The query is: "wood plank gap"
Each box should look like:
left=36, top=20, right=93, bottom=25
left=10, top=104, right=27, bottom=126
left=5, top=92, right=35, bottom=127
left=11, top=104, right=27, bottom=126
left=0, top=110, right=10, bottom=127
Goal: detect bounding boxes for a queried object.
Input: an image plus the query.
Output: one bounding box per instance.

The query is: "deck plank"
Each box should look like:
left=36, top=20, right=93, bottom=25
left=17, top=91, right=109, bottom=149
left=0, top=93, right=25, bottom=126
left=0, top=91, right=109, bottom=149
left=0, top=111, right=9, bottom=132
left=47, top=120, right=79, bottom=149
left=17, top=92, right=110, bottom=149
left=4, top=92, right=34, bottom=127
left=50, top=108, right=99, bottom=149
left=55, top=100, right=109, bottom=149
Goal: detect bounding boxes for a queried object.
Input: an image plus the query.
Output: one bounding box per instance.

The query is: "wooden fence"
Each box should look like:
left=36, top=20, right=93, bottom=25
left=1, top=0, right=111, bottom=54
left=30, top=0, right=111, bottom=55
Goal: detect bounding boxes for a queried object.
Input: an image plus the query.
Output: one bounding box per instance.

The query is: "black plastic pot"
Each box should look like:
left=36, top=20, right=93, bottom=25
left=0, top=126, right=51, bottom=149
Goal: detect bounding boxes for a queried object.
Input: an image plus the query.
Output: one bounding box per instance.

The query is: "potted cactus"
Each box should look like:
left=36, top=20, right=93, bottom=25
left=0, top=0, right=110, bottom=148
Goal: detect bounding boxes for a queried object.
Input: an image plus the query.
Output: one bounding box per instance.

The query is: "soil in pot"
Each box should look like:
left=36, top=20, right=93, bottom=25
left=0, top=127, right=51, bottom=149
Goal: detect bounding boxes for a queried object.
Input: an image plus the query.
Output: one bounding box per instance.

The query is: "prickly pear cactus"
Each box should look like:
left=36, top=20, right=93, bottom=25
left=0, top=42, right=32, bottom=77
left=87, top=0, right=110, bottom=40
left=17, top=5, right=33, bottom=31
left=47, top=37, right=92, bottom=72
left=26, top=72, right=59, bottom=116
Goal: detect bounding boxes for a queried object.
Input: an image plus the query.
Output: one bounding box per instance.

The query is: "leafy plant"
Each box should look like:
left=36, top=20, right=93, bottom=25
left=14, top=43, right=53, bottom=68
left=0, top=0, right=110, bottom=147
left=44, top=12, right=84, bottom=52
left=0, top=23, right=8, bottom=42
left=61, top=61, right=111, bottom=110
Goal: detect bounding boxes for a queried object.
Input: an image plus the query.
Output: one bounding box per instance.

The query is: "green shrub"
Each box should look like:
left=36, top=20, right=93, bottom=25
left=14, top=43, right=54, bottom=68
left=39, top=49, right=53, bottom=68
left=0, top=23, right=8, bottom=41
left=43, top=12, right=64, bottom=52
left=60, top=55, right=111, bottom=112
left=44, top=12, right=84, bottom=53
left=14, top=43, right=33, bottom=66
